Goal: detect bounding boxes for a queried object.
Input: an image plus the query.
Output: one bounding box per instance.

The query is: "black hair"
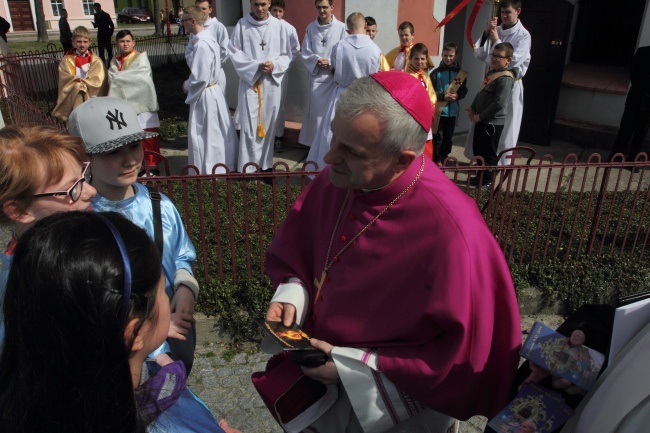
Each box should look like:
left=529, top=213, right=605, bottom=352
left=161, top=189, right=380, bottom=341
left=0, top=211, right=162, bottom=433
left=365, top=16, right=376, bottom=26
left=116, top=29, right=134, bottom=42
left=271, top=0, right=286, bottom=8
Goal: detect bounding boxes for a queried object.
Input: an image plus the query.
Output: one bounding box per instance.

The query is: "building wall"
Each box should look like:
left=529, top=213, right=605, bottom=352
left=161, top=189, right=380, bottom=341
left=0, top=0, right=116, bottom=33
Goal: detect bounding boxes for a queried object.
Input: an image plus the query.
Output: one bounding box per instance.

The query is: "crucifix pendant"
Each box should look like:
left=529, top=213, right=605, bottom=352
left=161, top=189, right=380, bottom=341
left=321, top=38, right=327, bottom=47
left=260, top=40, right=266, bottom=50
left=313, top=270, right=327, bottom=305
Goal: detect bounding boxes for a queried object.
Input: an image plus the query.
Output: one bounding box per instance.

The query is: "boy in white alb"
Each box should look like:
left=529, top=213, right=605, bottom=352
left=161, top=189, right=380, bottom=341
left=228, top=0, right=292, bottom=173
left=183, top=5, right=238, bottom=174
left=189, top=0, right=229, bottom=95
left=307, top=12, right=381, bottom=170
left=298, top=0, right=347, bottom=147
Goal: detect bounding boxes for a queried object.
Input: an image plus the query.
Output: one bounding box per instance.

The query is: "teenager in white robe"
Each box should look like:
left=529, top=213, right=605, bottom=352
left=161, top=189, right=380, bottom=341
left=270, top=1, right=301, bottom=148
left=464, top=0, right=531, bottom=166
left=183, top=6, right=238, bottom=174
left=228, top=2, right=292, bottom=173
left=298, top=1, right=347, bottom=147
left=307, top=13, right=381, bottom=170
left=188, top=0, right=230, bottom=96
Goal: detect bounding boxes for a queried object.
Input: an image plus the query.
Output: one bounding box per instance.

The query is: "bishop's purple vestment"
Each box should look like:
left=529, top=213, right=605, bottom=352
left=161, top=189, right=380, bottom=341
left=266, top=156, right=521, bottom=421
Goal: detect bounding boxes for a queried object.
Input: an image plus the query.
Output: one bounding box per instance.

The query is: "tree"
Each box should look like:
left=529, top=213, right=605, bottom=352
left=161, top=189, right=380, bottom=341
left=152, top=0, right=162, bottom=35
left=34, top=0, right=49, bottom=42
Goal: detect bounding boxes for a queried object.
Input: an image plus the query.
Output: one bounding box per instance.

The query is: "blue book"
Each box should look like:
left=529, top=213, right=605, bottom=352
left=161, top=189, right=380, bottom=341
left=520, top=321, right=605, bottom=392
left=487, top=382, right=574, bottom=433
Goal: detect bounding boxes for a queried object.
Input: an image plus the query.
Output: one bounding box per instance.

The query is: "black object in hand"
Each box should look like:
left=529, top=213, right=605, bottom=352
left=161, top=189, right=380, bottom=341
left=290, top=349, right=329, bottom=367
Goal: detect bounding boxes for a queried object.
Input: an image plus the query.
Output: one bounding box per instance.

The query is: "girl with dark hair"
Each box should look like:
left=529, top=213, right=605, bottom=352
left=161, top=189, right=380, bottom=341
left=0, top=212, right=240, bottom=433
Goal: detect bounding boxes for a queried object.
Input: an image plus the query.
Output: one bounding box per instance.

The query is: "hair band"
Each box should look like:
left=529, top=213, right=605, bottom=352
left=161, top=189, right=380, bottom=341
left=93, top=213, right=132, bottom=325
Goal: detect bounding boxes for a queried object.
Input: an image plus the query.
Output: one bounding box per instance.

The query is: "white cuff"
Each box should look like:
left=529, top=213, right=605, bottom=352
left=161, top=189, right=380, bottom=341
left=174, top=268, right=199, bottom=300
left=270, top=278, right=308, bottom=325
left=331, top=347, right=426, bottom=431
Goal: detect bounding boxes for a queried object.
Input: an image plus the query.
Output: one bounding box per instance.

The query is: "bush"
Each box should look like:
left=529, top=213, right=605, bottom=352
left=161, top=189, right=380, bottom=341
left=510, top=255, right=650, bottom=313
left=165, top=177, right=650, bottom=342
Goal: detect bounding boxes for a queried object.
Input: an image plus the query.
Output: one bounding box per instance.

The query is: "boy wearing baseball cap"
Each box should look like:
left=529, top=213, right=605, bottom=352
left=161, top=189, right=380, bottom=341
left=68, top=96, right=199, bottom=374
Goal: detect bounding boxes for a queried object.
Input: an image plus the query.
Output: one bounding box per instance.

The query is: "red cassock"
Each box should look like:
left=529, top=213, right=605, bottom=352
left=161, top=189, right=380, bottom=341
left=266, top=156, right=521, bottom=421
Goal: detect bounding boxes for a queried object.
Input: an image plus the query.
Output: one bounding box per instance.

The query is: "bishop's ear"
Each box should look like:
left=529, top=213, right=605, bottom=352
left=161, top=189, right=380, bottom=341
left=393, top=150, right=417, bottom=173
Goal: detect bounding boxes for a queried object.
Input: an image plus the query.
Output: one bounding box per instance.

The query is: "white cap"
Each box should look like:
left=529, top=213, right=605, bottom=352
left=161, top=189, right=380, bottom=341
left=68, top=96, right=158, bottom=155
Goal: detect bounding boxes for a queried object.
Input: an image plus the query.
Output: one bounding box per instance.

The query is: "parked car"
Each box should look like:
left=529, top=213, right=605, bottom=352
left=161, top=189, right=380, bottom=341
left=116, top=8, right=151, bottom=24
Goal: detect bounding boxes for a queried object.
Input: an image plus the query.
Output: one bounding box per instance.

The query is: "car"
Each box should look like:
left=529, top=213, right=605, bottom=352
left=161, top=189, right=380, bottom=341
left=116, top=8, right=151, bottom=24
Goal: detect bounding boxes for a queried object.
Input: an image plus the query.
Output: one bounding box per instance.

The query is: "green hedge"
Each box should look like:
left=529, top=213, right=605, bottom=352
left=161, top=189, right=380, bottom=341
left=173, top=179, right=650, bottom=342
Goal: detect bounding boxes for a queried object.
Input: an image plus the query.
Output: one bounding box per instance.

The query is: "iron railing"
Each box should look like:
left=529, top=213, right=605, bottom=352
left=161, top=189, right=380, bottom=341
left=0, top=35, right=188, bottom=125
left=138, top=151, right=650, bottom=287
left=1, top=41, right=648, bottom=285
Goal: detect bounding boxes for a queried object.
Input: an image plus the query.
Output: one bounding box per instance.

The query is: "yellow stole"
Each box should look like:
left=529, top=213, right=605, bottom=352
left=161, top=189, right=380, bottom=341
left=433, top=69, right=468, bottom=133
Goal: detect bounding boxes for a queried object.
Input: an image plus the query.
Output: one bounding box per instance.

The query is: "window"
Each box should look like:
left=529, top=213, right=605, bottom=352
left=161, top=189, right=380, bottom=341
left=50, top=0, right=63, bottom=16
left=82, top=0, right=94, bottom=15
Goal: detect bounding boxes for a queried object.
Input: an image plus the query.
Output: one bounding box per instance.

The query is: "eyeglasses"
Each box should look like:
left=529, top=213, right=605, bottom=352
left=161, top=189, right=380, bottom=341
left=34, top=162, right=90, bottom=203
left=490, top=53, right=510, bottom=59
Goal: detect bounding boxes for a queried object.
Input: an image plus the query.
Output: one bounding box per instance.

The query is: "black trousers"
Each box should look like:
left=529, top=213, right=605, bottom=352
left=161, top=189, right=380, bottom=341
left=473, top=122, right=504, bottom=181
left=611, top=104, right=650, bottom=161
left=97, top=37, right=113, bottom=66
left=434, top=116, right=458, bottom=163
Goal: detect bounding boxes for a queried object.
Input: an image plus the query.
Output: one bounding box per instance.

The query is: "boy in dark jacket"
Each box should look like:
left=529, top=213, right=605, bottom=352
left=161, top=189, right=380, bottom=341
left=467, top=42, right=514, bottom=186
left=430, top=42, right=467, bottom=165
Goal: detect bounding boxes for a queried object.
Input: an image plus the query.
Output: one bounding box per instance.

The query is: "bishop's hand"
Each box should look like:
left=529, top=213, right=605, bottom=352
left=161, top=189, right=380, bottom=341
left=301, top=338, right=340, bottom=384
left=266, top=301, right=296, bottom=327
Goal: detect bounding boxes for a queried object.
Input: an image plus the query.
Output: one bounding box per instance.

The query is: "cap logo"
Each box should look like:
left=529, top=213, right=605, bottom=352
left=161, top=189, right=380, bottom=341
left=106, top=109, right=128, bottom=130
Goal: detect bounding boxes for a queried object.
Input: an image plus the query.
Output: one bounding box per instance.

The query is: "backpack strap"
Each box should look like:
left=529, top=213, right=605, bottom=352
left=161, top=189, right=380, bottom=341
left=146, top=184, right=164, bottom=255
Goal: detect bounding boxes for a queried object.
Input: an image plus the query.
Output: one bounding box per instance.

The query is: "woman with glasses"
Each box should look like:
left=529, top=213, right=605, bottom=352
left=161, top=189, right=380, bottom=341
left=0, top=125, right=96, bottom=352
left=0, top=211, right=238, bottom=432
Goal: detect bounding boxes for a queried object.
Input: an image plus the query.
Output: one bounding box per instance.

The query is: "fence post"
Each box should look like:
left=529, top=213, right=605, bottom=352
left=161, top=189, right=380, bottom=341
left=585, top=166, right=611, bottom=256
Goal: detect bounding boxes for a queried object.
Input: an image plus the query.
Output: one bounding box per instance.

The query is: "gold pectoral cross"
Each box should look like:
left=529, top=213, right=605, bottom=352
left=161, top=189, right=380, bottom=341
left=313, top=270, right=327, bottom=305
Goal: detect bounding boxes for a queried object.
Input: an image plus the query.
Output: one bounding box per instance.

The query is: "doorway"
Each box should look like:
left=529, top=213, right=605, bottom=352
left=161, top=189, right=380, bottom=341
left=8, top=0, right=35, bottom=31
left=519, top=0, right=573, bottom=145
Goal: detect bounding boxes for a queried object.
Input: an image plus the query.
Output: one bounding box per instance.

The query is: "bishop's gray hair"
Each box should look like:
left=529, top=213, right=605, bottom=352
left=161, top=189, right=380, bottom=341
left=334, top=76, right=427, bottom=155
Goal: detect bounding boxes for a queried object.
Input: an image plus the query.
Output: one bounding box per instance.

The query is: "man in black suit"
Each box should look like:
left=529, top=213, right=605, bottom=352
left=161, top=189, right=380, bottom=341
left=92, top=3, right=114, bottom=66
left=611, top=46, right=650, bottom=164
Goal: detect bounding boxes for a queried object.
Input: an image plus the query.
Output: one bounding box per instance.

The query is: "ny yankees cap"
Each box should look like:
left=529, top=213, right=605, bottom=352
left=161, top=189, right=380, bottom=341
left=68, top=96, right=158, bottom=155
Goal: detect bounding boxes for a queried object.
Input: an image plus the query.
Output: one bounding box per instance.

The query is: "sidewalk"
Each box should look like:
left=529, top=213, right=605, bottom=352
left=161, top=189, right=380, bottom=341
left=6, top=24, right=157, bottom=43
left=188, top=312, right=564, bottom=433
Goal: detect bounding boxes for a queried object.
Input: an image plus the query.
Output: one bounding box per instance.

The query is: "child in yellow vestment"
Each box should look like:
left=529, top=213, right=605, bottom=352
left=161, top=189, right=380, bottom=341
left=406, top=43, right=437, bottom=159
left=52, top=26, right=108, bottom=122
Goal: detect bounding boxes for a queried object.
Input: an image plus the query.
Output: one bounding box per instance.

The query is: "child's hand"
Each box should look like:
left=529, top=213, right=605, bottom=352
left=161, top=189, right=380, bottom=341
left=219, top=419, right=243, bottom=433
left=171, top=284, right=195, bottom=315
left=169, top=312, right=195, bottom=340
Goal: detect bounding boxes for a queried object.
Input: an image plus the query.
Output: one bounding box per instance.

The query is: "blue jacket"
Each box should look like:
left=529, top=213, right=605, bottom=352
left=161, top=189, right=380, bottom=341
left=429, top=62, right=468, bottom=118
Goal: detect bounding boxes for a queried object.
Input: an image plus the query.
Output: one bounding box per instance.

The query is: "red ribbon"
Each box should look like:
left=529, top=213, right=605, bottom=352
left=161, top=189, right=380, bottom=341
left=434, top=0, right=473, bottom=31
left=466, top=0, right=486, bottom=47
left=433, top=0, right=487, bottom=48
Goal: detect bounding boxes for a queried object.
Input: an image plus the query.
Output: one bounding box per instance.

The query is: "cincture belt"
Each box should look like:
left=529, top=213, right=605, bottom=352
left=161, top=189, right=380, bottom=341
left=206, top=83, right=218, bottom=88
